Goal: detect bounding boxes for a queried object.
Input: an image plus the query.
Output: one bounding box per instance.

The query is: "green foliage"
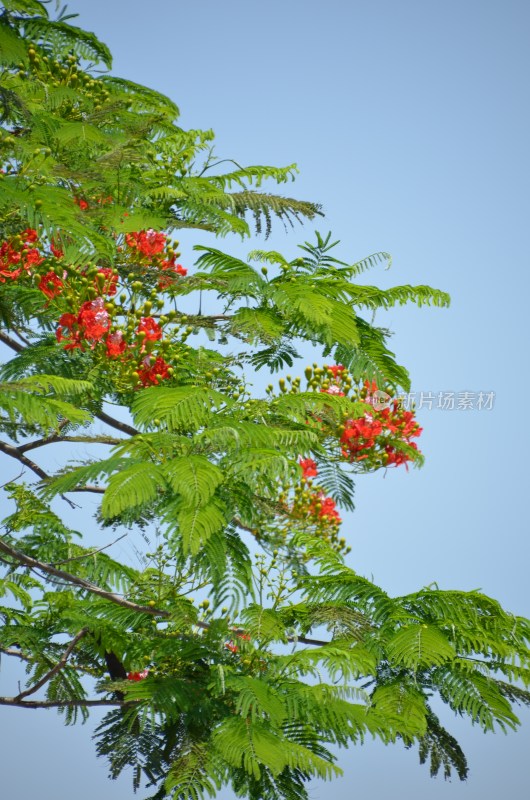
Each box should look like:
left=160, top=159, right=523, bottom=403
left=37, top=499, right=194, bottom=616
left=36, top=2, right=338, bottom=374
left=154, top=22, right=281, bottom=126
left=0, top=6, right=526, bottom=800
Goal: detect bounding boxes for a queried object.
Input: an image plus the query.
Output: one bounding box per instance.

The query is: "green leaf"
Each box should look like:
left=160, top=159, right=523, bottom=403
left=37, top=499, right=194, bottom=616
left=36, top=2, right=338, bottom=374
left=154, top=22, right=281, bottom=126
left=370, top=683, right=428, bottom=738
left=132, top=386, right=231, bottom=432
left=386, top=624, right=455, bottom=669
left=168, top=497, right=228, bottom=555
left=101, top=462, right=166, bottom=518
left=164, top=455, right=224, bottom=505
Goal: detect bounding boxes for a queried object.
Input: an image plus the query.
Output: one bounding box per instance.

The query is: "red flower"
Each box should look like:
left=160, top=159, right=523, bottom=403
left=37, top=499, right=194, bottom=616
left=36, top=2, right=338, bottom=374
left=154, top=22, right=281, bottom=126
left=299, top=458, right=318, bottom=479
left=225, top=641, right=238, bottom=653
left=318, top=495, right=341, bottom=523
left=106, top=330, right=126, bottom=358
left=56, top=313, right=82, bottom=350
left=78, top=297, right=110, bottom=341
left=75, top=197, right=89, bottom=210
left=326, top=364, right=345, bottom=377
left=137, top=316, right=162, bottom=341
left=57, top=313, right=77, bottom=329
left=21, top=228, right=38, bottom=244
left=38, top=271, right=63, bottom=299
left=137, top=355, right=171, bottom=386
left=127, top=669, right=149, bottom=681
left=160, top=257, right=187, bottom=275
left=50, top=242, right=64, bottom=259
left=158, top=261, right=187, bottom=289
left=125, top=229, right=166, bottom=258
left=24, top=248, right=44, bottom=268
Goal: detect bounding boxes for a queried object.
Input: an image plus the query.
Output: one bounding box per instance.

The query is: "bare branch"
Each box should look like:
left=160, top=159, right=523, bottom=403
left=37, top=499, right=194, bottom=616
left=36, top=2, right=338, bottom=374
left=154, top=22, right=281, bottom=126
left=0, top=331, right=24, bottom=353
left=15, top=628, right=89, bottom=701
left=18, top=434, right=122, bottom=454
left=0, top=647, right=31, bottom=662
left=0, top=439, right=77, bottom=508
left=0, top=439, right=50, bottom=481
left=95, top=409, right=139, bottom=437
left=0, top=697, right=128, bottom=709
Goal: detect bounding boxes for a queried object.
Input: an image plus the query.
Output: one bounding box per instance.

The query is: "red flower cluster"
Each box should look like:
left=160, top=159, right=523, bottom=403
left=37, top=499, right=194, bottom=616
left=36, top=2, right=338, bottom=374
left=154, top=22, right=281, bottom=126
left=127, top=669, right=149, bottom=681
left=309, top=491, right=342, bottom=524
left=0, top=229, right=43, bottom=282
left=50, top=242, right=64, bottom=259
left=340, top=384, right=422, bottom=469
left=299, top=458, right=318, bottom=479
left=137, top=316, right=162, bottom=342
left=137, top=355, right=171, bottom=386
left=57, top=298, right=110, bottom=349
left=105, top=330, right=126, bottom=358
left=292, top=456, right=343, bottom=529
left=78, top=297, right=111, bottom=340
left=125, top=229, right=166, bottom=258
left=225, top=631, right=251, bottom=654
left=122, top=229, right=187, bottom=289
left=158, top=255, right=187, bottom=287
left=38, top=270, right=63, bottom=299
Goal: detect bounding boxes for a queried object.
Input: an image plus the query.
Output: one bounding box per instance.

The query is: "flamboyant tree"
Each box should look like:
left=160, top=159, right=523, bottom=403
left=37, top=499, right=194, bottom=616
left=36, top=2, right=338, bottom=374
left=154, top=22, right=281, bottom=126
left=1, top=2, right=529, bottom=799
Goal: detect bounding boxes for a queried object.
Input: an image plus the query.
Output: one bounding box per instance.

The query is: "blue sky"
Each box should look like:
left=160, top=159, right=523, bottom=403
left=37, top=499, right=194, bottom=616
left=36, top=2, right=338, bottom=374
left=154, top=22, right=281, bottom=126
left=2, top=0, right=530, bottom=797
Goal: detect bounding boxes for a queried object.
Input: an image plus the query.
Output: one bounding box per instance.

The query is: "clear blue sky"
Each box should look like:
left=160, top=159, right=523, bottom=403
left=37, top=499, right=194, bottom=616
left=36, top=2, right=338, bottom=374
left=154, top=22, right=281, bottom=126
left=2, top=0, right=530, bottom=797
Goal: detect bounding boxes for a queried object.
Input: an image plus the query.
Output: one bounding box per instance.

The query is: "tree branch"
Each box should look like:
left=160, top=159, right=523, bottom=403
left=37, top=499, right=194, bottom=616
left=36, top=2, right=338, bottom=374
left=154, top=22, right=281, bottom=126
left=15, top=628, right=89, bottom=701
left=0, top=439, right=50, bottom=482
left=0, top=647, right=31, bottom=662
left=0, top=536, right=163, bottom=616
left=0, top=537, right=331, bottom=648
left=95, top=409, right=139, bottom=437
left=18, top=434, right=122, bottom=454
left=0, top=439, right=77, bottom=508
left=0, top=697, right=127, bottom=709
left=0, top=646, right=98, bottom=675
left=0, top=331, right=24, bottom=353
left=12, top=327, right=30, bottom=346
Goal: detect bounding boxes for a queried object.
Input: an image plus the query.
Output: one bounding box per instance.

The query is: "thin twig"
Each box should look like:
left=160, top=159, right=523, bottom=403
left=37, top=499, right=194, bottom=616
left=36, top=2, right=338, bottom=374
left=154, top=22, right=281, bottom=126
left=12, top=327, right=30, bottom=346
left=49, top=533, right=128, bottom=565
left=0, top=470, right=24, bottom=489
left=0, top=536, right=163, bottom=615
left=15, top=628, right=89, bottom=701
left=0, top=647, right=97, bottom=675
left=70, top=485, right=106, bottom=494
